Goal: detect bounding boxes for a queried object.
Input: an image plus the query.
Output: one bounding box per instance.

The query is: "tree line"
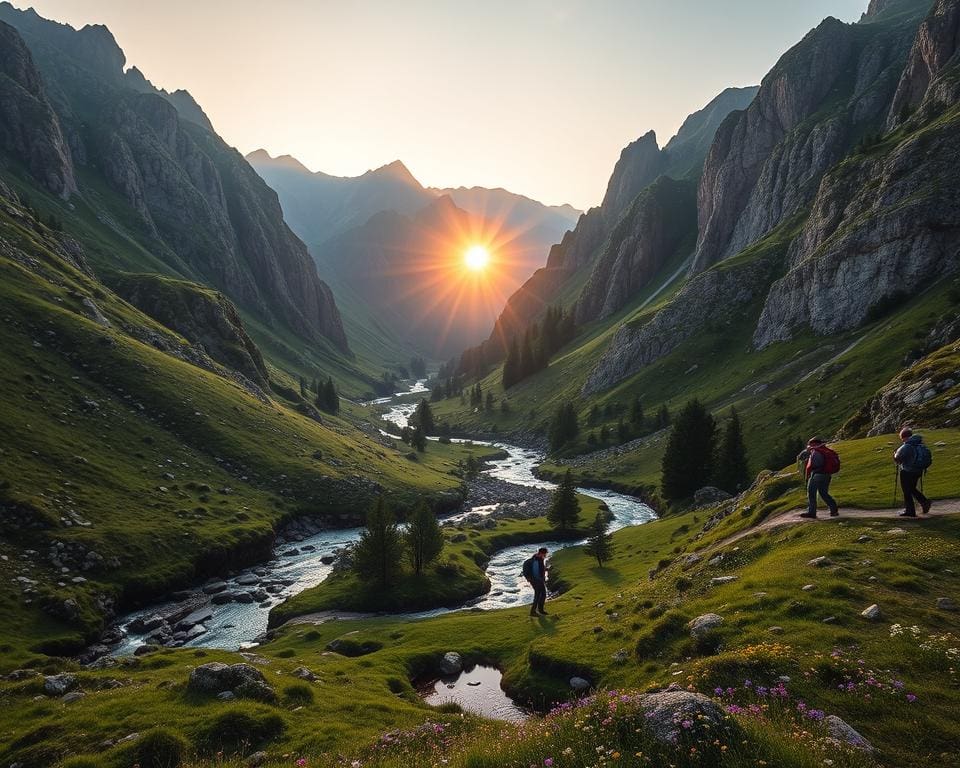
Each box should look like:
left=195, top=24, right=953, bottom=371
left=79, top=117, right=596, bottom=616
left=299, top=375, right=339, bottom=415
left=501, top=305, right=576, bottom=389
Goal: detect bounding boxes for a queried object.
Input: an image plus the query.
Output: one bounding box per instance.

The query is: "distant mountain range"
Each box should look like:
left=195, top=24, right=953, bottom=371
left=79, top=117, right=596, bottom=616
left=248, top=150, right=582, bottom=358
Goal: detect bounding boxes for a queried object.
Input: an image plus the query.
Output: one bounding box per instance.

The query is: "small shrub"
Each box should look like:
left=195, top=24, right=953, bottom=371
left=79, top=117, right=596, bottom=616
left=133, top=728, right=189, bottom=768
left=282, top=683, right=315, bottom=705
left=635, top=611, right=688, bottom=658
left=195, top=707, right=286, bottom=755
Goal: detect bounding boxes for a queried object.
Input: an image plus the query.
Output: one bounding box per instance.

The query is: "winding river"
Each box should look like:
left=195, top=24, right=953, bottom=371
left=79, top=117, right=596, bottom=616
left=110, top=381, right=655, bottom=655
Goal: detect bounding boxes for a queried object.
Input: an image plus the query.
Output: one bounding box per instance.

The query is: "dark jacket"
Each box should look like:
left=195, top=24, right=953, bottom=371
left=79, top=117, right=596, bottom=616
left=531, top=556, right=546, bottom=582
left=895, top=435, right=924, bottom=473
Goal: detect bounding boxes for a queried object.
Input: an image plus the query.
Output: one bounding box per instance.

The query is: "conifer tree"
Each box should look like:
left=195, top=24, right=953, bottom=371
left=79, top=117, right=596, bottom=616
left=584, top=512, right=614, bottom=567
left=299, top=375, right=306, bottom=398
left=410, top=398, right=435, bottom=435
left=548, top=402, right=579, bottom=451
left=661, top=399, right=717, bottom=502
left=715, top=407, right=750, bottom=493
left=656, top=404, right=670, bottom=429
left=406, top=501, right=445, bottom=575
left=412, top=426, right=427, bottom=452
left=630, top=396, right=644, bottom=428
left=547, top=469, right=581, bottom=532
left=353, top=496, right=403, bottom=585
left=502, top=337, right=520, bottom=389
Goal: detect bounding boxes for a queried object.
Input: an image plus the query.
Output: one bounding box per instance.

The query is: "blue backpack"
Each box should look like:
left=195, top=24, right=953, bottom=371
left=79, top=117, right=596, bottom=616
left=914, top=443, right=933, bottom=472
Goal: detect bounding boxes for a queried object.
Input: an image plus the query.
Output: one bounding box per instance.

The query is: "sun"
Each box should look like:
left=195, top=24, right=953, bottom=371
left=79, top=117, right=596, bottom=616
left=463, top=244, right=490, bottom=272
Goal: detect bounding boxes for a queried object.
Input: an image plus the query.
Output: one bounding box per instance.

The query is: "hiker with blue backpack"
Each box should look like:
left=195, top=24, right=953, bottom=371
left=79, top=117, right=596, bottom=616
left=797, top=437, right=841, bottom=519
left=894, top=427, right=933, bottom=518
left=522, top=547, right=549, bottom=616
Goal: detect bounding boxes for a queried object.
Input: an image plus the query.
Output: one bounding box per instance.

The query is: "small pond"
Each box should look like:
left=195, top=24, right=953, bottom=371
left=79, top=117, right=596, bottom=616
left=422, top=664, right=528, bottom=722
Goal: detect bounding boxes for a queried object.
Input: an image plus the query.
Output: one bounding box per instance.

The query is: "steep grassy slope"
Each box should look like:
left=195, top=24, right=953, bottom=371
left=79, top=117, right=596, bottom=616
left=3, top=431, right=958, bottom=768
left=0, top=193, right=492, bottom=661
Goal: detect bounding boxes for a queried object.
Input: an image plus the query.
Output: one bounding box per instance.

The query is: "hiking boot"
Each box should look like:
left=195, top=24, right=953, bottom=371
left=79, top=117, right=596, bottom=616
left=921, top=499, right=932, bottom=515
left=538, top=609, right=549, bottom=615
left=798, top=512, right=817, bottom=519
left=829, top=508, right=839, bottom=517
left=898, top=511, right=917, bottom=518
left=529, top=610, right=538, bottom=617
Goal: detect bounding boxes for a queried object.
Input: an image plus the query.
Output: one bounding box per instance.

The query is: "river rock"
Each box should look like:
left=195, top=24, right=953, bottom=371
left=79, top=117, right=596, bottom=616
left=44, top=674, right=77, bottom=696
left=202, top=580, right=228, bottom=594
left=211, top=592, right=235, bottom=605
left=688, top=613, right=724, bottom=637
left=570, top=676, right=591, bottom=691
left=824, top=714, right=875, bottom=752
left=234, top=591, right=255, bottom=604
left=639, top=690, right=727, bottom=744
left=128, top=614, right=164, bottom=633
left=440, top=652, right=463, bottom=676
left=188, top=662, right=276, bottom=702
left=236, top=574, right=259, bottom=586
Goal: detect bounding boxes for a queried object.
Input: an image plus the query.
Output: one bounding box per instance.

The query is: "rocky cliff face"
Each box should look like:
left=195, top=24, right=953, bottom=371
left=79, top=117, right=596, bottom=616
left=693, top=7, right=926, bottom=273
left=0, top=4, right=349, bottom=353
left=0, top=21, right=75, bottom=197
left=886, top=0, right=960, bottom=127
left=112, top=274, right=270, bottom=388
left=574, top=177, right=696, bottom=324
left=599, top=131, right=665, bottom=222
left=583, top=247, right=777, bottom=395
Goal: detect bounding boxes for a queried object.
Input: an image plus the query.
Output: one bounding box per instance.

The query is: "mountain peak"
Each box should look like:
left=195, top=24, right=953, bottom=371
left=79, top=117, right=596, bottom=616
left=245, top=149, right=311, bottom=174
left=368, top=159, right=420, bottom=186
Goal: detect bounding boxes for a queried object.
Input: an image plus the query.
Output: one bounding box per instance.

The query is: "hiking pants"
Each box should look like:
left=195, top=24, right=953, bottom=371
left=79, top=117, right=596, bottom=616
left=807, top=472, right=837, bottom=515
left=900, top=470, right=929, bottom=515
left=530, top=579, right=546, bottom=614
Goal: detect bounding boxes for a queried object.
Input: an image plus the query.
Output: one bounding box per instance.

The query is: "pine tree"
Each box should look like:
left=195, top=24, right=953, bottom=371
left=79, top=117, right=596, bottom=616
left=485, top=392, right=494, bottom=412
left=548, top=402, right=579, bottom=451
left=584, top=512, right=614, bottom=567
left=599, top=424, right=610, bottom=443
left=299, top=375, right=306, bottom=398
left=311, top=377, right=319, bottom=395
left=410, top=398, right=435, bottom=434
left=656, top=404, right=670, bottom=429
left=547, top=469, right=581, bottom=531
left=630, top=396, right=644, bottom=428
left=660, top=399, right=717, bottom=503
left=322, top=376, right=339, bottom=415
left=412, top=426, right=427, bottom=451
left=715, top=407, right=750, bottom=493
left=406, top=501, right=445, bottom=575
left=502, top=338, right=520, bottom=389
left=352, top=496, right=403, bottom=585
left=617, top=416, right=631, bottom=443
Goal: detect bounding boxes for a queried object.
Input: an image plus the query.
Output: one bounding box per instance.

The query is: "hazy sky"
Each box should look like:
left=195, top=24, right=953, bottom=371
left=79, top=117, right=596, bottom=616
left=19, top=1, right=867, bottom=210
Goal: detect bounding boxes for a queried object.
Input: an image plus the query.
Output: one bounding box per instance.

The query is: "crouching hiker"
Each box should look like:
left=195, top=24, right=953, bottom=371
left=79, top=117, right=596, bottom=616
left=797, top=437, right=840, bottom=519
left=894, top=427, right=933, bottom=518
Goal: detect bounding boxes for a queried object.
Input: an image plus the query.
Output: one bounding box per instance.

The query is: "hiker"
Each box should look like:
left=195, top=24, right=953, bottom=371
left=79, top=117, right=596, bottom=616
left=522, top=547, right=549, bottom=616
left=797, top=437, right=840, bottom=519
left=893, top=427, right=932, bottom=517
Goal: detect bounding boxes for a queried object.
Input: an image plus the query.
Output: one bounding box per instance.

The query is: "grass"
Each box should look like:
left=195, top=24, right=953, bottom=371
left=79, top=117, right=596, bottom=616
left=2, top=427, right=958, bottom=767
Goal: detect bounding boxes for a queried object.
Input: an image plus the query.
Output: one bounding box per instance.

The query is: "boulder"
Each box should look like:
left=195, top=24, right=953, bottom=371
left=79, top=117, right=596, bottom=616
left=687, top=613, right=724, bottom=637
left=62, top=691, right=86, bottom=703
left=440, top=652, right=463, bottom=676
left=709, top=576, right=738, bottom=586
left=569, top=676, right=591, bottom=691
left=807, top=556, right=832, bottom=567
left=187, top=662, right=276, bottom=702
left=861, top=604, right=882, bottom=620
left=202, top=580, right=228, bottom=594
left=824, top=714, right=875, bottom=752
left=638, top=690, right=728, bottom=744
left=43, top=673, right=77, bottom=696
left=936, top=597, right=957, bottom=611
left=292, top=666, right=318, bottom=682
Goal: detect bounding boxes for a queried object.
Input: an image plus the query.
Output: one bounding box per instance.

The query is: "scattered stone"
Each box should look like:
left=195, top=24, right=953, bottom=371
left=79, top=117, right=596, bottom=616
left=886, top=528, right=907, bottom=536
left=188, top=662, right=276, bottom=702
left=807, top=556, right=831, bottom=567
left=43, top=673, right=77, bottom=696
left=211, top=592, right=235, bottom=605
left=217, top=691, right=235, bottom=700
left=62, top=691, right=86, bottom=703
left=768, top=626, right=784, bottom=634
left=822, top=616, right=837, bottom=624
left=824, top=714, right=875, bottom=752
left=569, top=676, right=591, bottom=691
left=246, top=752, right=269, bottom=767
left=856, top=535, right=872, bottom=543
left=861, top=604, right=881, bottom=621
left=936, top=597, right=957, bottom=611
left=292, top=666, right=318, bottom=681
left=802, top=584, right=817, bottom=591
left=687, top=613, right=724, bottom=637
left=236, top=574, right=259, bottom=586
left=709, top=576, right=738, bottom=586
left=440, top=652, right=463, bottom=676
left=638, top=691, right=727, bottom=744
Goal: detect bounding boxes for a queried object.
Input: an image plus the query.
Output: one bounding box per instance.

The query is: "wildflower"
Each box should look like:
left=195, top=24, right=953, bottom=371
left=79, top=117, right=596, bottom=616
left=544, top=759, right=554, bottom=767
left=906, top=693, right=918, bottom=703
left=296, top=760, right=307, bottom=767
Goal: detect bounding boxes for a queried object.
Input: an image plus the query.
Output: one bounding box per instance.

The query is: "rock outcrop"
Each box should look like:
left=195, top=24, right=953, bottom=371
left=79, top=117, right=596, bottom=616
left=583, top=251, right=775, bottom=394
left=112, top=273, right=270, bottom=388
left=574, top=177, right=696, bottom=324
left=886, top=0, right=960, bottom=127
left=0, top=21, right=75, bottom=197
left=693, top=7, right=926, bottom=273
left=753, top=92, right=960, bottom=348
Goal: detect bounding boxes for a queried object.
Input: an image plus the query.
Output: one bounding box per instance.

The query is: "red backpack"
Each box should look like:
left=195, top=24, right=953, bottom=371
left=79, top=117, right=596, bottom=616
left=808, top=446, right=840, bottom=475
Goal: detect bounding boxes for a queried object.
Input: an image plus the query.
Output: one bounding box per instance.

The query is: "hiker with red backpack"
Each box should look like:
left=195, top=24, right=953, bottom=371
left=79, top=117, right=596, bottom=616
left=893, top=427, right=933, bottom=518
left=797, top=437, right=840, bottom=519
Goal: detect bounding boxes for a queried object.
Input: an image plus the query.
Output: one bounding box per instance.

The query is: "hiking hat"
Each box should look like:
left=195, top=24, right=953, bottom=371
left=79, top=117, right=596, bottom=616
left=807, top=436, right=825, bottom=446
